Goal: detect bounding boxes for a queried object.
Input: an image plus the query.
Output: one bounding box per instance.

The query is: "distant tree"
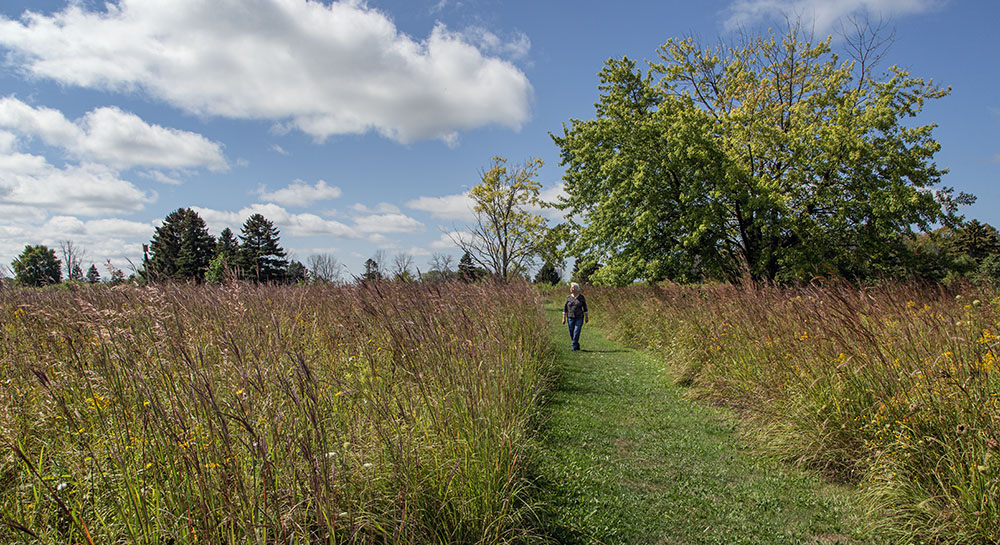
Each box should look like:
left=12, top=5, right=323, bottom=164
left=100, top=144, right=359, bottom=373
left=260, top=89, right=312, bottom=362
left=59, top=240, right=86, bottom=281
left=12, top=245, right=62, bottom=286
left=951, top=220, right=1000, bottom=263
left=69, top=262, right=84, bottom=282
left=238, top=214, right=287, bottom=283
left=215, top=227, right=239, bottom=257
left=107, top=260, right=126, bottom=285
left=458, top=251, right=486, bottom=282
left=205, top=227, right=240, bottom=284
left=452, top=156, right=548, bottom=281
left=86, top=263, right=101, bottom=284
left=307, top=253, right=342, bottom=283
left=361, top=258, right=383, bottom=282
left=534, top=261, right=562, bottom=285
left=391, top=253, right=415, bottom=282
left=205, top=254, right=227, bottom=284
left=286, top=260, right=307, bottom=284
left=423, top=253, right=456, bottom=282
left=148, top=208, right=216, bottom=283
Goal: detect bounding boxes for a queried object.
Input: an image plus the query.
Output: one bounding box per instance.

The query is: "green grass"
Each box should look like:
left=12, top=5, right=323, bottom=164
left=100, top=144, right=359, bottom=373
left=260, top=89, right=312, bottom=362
left=533, top=301, right=887, bottom=545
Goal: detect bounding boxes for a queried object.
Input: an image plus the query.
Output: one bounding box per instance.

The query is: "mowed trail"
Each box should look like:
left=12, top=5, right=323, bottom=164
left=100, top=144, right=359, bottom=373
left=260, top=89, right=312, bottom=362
left=532, top=302, right=885, bottom=545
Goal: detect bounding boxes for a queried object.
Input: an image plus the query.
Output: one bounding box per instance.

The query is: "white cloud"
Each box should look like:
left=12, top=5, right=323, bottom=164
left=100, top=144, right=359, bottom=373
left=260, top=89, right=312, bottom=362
left=351, top=202, right=400, bottom=214
left=192, top=203, right=360, bottom=239
left=0, top=0, right=533, bottom=144
left=257, top=179, right=342, bottom=207
left=140, top=170, right=184, bottom=185
left=406, top=183, right=565, bottom=222
left=429, top=230, right=471, bottom=249
left=0, top=152, right=154, bottom=216
left=0, top=97, right=227, bottom=170
left=407, top=191, right=475, bottom=221
left=724, top=0, right=947, bottom=34
left=537, top=182, right=568, bottom=220
left=462, top=27, right=531, bottom=61
left=0, top=214, right=154, bottom=274
left=352, top=213, right=425, bottom=234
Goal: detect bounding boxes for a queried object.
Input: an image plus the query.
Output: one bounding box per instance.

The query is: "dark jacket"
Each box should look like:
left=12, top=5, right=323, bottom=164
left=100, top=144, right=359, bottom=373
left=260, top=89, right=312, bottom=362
left=564, top=294, right=588, bottom=319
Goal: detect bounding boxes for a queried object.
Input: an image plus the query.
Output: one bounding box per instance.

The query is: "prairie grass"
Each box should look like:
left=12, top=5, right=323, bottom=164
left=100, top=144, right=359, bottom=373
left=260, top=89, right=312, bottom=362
left=591, top=281, right=1000, bottom=544
left=0, top=280, right=550, bottom=544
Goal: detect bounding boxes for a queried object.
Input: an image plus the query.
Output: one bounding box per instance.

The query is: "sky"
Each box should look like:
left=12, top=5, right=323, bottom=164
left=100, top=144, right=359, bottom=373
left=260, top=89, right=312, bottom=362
left=0, top=0, right=997, bottom=279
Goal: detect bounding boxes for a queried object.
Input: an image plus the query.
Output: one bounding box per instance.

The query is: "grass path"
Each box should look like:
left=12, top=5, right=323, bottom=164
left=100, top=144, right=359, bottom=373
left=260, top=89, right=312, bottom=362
left=532, top=302, right=885, bottom=545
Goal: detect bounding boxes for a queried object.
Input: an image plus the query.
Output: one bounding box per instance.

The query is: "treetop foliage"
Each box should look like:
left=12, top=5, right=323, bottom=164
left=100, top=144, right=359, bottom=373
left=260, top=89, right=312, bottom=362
left=148, top=208, right=216, bottom=283
left=554, top=24, right=974, bottom=285
left=12, top=245, right=62, bottom=286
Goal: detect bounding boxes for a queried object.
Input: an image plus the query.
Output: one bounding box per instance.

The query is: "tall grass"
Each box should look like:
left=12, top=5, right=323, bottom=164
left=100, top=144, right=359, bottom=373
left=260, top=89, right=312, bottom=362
left=0, top=280, right=550, bottom=544
left=591, top=281, right=999, bottom=544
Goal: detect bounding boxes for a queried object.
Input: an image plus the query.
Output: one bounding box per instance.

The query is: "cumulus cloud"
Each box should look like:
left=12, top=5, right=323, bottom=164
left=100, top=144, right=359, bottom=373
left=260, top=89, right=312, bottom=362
left=0, top=151, right=154, bottom=216
left=192, top=202, right=426, bottom=238
left=257, top=179, right=342, bottom=207
left=462, top=27, right=531, bottom=61
left=407, top=182, right=566, bottom=222
left=0, top=214, right=154, bottom=273
left=351, top=202, right=401, bottom=214
left=407, top=192, right=476, bottom=221
left=429, top=230, right=472, bottom=249
left=724, top=0, right=947, bottom=34
left=0, top=96, right=227, bottom=170
left=0, top=0, right=533, bottom=144
left=192, top=203, right=359, bottom=239
left=352, top=213, right=425, bottom=234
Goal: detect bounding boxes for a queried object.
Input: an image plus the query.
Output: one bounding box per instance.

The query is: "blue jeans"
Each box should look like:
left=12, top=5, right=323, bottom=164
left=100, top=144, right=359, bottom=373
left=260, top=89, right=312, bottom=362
left=567, top=316, right=584, bottom=351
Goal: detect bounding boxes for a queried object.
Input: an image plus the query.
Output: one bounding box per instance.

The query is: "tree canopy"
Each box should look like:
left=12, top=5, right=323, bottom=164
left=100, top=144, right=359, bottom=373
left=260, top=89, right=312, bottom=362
left=454, top=156, right=548, bottom=281
left=12, top=245, right=62, bottom=286
left=238, top=213, right=287, bottom=283
left=148, top=208, right=216, bottom=283
left=554, top=26, right=972, bottom=284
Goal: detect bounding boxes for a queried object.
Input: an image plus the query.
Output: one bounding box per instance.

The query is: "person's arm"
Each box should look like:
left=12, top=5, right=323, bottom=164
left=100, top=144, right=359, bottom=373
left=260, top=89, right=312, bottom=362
left=582, top=295, right=589, bottom=323
left=562, top=299, right=567, bottom=324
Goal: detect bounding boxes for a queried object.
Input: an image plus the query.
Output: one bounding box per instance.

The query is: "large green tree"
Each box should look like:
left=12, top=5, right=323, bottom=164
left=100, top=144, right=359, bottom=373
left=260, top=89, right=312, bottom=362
left=238, top=213, right=287, bottom=283
left=148, top=208, right=216, bottom=283
left=12, top=245, right=62, bottom=286
left=554, top=26, right=972, bottom=284
left=452, top=156, right=548, bottom=281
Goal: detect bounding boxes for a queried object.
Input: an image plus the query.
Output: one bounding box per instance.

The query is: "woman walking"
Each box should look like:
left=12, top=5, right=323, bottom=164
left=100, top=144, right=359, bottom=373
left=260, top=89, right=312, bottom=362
left=561, top=282, right=589, bottom=351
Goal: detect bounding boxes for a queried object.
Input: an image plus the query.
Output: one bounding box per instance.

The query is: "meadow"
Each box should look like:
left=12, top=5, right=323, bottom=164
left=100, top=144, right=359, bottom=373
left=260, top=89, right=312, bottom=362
left=0, top=281, right=550, bottom=544
left=591, top=281, right=1000, bottom=544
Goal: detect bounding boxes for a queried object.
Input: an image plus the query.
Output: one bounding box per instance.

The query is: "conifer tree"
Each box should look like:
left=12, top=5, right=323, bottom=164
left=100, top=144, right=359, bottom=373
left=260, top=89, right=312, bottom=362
left=86, top=264, right=101, bottom=284
left=238, top=213, right=287, bottom=283
left=148, top=208, right=215, bottom=283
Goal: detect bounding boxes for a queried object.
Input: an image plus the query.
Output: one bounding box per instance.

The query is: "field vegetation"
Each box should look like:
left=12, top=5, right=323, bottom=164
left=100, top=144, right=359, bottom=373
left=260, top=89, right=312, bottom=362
left=592, top=281, right=1000, bottom=544
left=0, top=281, right=549, bottom=544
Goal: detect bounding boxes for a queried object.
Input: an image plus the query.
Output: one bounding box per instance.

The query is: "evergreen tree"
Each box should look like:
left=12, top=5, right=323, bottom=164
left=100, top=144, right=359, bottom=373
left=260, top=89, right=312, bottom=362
left=951, top=220, right=1000, bottom=262
left=70, top=262, right=84, bottom=281
left=458, top=251, right=485, bottom=281
left=215, top=227, right=240, bottom=261
left=533, top=261, right=562, bottom=285
left=361, top=258, right=382, bottom=282
left=12, top=245, right=62, bottom=286
left=286, top=260, right=307, bottom=284
left=238, top=213, right=287, bottom=283
left=86, top=264, right=101, bottom=284
left=148, top=208, right=215, bottom=283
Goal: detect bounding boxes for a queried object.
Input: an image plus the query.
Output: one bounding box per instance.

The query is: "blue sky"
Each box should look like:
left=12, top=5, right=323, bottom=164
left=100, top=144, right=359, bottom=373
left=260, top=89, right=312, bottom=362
left=0, top=0, right=996, bottom=278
